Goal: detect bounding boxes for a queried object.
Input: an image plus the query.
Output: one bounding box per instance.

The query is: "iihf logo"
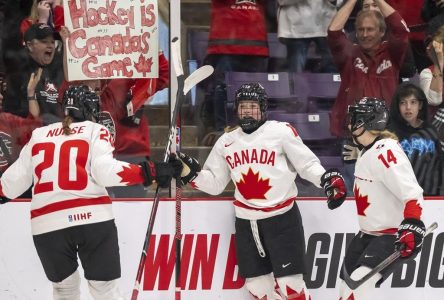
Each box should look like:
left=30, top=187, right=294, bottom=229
left=68, top=212, right=92, bottom=222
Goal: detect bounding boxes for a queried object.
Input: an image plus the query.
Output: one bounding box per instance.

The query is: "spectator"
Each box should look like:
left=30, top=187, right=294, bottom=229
left=20, top=0, right=64, bottom=43
left=3, top=23, right=64, bottom=123
left=204, top=0, right=269, bottom=132
left=350, top=0, right=416, bottom=78
left=277, top=0, right=337, bottom=73
left=388, top=83, right=443, bottom=195
left=422, top=0, right=444, bottom=23
left=328, top=0, right=409, bottom=138
left=177, top=82, right=346, bottom=300
left=419, top=21, right=444, bottom=106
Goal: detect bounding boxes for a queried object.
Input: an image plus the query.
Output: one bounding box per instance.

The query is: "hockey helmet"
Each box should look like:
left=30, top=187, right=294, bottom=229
left=63, top=85, right=100, bottom=122
left=347, top=97, right=388, bottom=132
left=234, top=82, right=268, bottom=132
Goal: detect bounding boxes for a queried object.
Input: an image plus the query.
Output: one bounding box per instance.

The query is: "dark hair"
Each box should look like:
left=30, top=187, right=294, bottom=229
left=389, top=82, right=428, bottom=125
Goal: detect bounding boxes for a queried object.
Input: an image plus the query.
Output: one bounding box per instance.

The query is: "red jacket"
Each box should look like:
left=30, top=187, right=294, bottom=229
left=100, top=52, right=169, bottom=157
left=207, top=0, right=268, bottom=56
left=20, top=5, right=65, bottom=41
left=327, top=12, right=409, bottom=137
left=386, top=0, right=425, bottom=42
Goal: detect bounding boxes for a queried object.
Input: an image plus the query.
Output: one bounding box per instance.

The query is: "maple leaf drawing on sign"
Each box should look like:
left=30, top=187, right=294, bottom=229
left=117, top=164, right=141, bottom=185
left=236, top=168, right=272, bottom=200
left=134, top=54, right=153, bottom=76
left=353, top=185, right=370, bottom=216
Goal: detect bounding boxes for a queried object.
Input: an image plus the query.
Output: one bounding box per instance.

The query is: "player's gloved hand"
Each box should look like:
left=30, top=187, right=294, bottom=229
left=395, top=218, right=426, bottom=258
left=139, top=155, right=183, bottom=188
left=177, top=152, right=201, bottom=185
left=342, top=144, right=359, bottom=163
left=320, top=168, right=347, bottom=210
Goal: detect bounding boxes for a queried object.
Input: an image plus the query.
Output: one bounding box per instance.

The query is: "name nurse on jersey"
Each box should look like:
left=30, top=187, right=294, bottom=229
left=225, top=148, right=276, bottom=169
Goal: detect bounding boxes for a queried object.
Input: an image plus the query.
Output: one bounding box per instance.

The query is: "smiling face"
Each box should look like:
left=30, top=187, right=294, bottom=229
left=27, top=36, right=55, bottom=66
left=399, top=95, right=423, bottom=127
left=237, top=100, right=262, bottom=121
left=356, top=15, right=385, bottom=52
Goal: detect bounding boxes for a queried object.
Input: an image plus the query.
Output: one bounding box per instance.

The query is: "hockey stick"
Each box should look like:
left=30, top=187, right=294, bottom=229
left=342, top=222, right=438, bottom=290
left=130, top=38, right=213, bottom=300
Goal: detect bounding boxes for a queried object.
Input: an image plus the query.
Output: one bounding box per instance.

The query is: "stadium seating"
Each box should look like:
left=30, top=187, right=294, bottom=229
left=293, top=73, right=341, bottom=112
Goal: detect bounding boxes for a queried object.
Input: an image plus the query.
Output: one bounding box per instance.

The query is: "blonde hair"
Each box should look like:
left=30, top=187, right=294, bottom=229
left=368, top=129, right=398, bottom=141
left=62, top=115, right=73, bottom=135
left=433, top=25, right=444, bottom=43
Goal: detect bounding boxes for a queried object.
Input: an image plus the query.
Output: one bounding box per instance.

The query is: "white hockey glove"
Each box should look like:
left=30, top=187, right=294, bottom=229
left=342, top=144, right=359, bottom=162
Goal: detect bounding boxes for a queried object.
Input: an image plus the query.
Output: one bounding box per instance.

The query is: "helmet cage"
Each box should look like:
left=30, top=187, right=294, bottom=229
left=347, top=97, right=388, bottom=132
left=234, top=83, right=268, bottom=132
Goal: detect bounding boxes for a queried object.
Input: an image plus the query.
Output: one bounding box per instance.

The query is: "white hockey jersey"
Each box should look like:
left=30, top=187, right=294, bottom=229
left=354, top=138, right=424, bottom=235
left=192, top=121, right=326, bottom=220
left=0, top=121, right=144, bottom=235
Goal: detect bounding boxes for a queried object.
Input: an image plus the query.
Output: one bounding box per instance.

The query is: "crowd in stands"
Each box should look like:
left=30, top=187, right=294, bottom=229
left=0, top=0, right=444, bottom=196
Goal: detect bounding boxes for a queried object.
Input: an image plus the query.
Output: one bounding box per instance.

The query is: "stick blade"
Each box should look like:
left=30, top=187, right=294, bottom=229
left=183, top=65, right=214, bottom=95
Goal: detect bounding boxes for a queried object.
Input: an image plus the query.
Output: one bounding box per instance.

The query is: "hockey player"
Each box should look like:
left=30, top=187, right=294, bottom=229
left=338, top=97, right=426, bottom=300
left=0, top=85, right=182, bottom=300
left=177, top=83, right=347, bottom=300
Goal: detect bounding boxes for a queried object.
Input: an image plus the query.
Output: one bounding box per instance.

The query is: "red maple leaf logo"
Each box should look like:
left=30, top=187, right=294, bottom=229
left=354, top=185, right=370, bottom=216
left=117, top=164, right=143, bottom=185
left=339, top=293, right=355, bottom=300
left=236, top=168, right=271, bottom=200
left=286, top=285, right=309, bottom=300
left=134, top=54, right=153, bottom=76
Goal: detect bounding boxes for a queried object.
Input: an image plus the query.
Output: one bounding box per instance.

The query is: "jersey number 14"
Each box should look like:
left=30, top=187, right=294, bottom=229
left=377, top=149, right=397, bottom=168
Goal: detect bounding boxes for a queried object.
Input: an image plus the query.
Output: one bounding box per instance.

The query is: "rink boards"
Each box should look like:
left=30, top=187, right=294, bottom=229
left=0, top=197, right=443, bottom=300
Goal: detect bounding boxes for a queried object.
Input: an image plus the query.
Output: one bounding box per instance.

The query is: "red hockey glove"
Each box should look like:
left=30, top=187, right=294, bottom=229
left=395, top=218, right=426, bottom=258
left=320, top=168, right=347, bottom=210
left=177, top=152, right=201, bottom=185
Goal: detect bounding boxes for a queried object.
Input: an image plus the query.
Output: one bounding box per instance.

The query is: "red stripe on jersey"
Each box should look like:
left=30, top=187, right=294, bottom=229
left=30, top=196, right=112, bottom=219
left=286, top=124, right=299, bottom=137
left=233, top=197, right=296, bottom=212
left=0, top=182, right=4, bottom=197
left=404, top=200, right=422, bottom=220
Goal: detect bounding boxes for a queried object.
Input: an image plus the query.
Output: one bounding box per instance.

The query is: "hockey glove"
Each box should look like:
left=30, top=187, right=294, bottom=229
left=177, top=152, right=201, bottom=185
left=395, top=218, right=426, bottom=258
left=342, top=144, right=359, bottom=163
left=320, top=168, right=347, bottom=210
left=139, top=155, right=183, bottom=188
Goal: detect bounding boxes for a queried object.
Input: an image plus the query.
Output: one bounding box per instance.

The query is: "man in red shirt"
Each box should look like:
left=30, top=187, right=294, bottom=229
left=328, top=0, right=408, bottom=138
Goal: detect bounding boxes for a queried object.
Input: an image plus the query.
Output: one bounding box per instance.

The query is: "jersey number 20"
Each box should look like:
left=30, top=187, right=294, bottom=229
left=32, top=140, right=89, bottom=194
